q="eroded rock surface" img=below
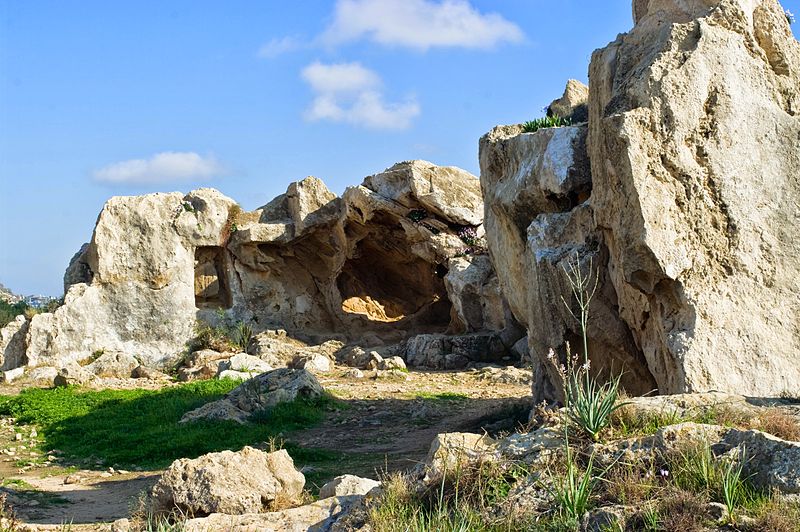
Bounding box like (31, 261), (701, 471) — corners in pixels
(480, 121), (655, 400)
(180, 368), (324, 424)
(588, 0), (800, 395)
(9, 161), (520, 377)
(481, 0), (800, 399)
(151, 447), (305, 516)
(0, 315), (28, 372)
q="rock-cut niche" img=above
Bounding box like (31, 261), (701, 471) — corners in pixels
(194, 246), (232, 309)
(336, 222), (451, 330)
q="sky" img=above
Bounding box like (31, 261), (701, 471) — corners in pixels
(1, 1), (798, 296)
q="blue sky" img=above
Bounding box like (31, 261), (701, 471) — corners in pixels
(1, 1), (798, 296)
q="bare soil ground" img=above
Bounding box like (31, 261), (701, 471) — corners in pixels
(0, 366), (531, 530)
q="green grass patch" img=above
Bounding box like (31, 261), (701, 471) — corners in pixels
(1, 479), (32, 489)
(0, 381), (335, 470)
(415, 392), (469, 402)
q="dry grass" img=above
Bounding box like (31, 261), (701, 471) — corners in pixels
(749, 409), (800, 441)
(367, 460), (530, 532)
(658, 489), (710, 532)
(609, 401), (800, 442)
(598, 460), (660, 505)
(747, 492), (800, 532)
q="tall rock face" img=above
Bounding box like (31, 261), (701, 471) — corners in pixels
(480, 122), (656, 400)
(482, 0), (800, 399)
(18, 161), (519, 372)
(589, 0), (800, 395)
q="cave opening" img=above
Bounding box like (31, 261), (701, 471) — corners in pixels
(337, 235), (451, 329)
(194, 246), (232, 309)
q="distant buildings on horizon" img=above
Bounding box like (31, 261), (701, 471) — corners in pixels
(0, 282), (57, 308)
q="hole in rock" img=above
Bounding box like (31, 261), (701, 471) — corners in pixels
(337, 236), (450, 326)
(194, 246), (232, 309)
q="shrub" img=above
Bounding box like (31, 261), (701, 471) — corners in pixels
(552, 253), (626, 442)
(658, 489), (710, 532)
(0, 300), (27, 328)
(522, 115), (572, 133)
(231, 321), (253, 351)
(721, 452), (746, 523)
(456, 226), (479, 247)
(368, 459), (529, 531)
(407, 209), (428, 223)
(547, 442), (599, 524)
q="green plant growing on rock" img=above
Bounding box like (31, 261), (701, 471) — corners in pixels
(553, 253), (626, 442)
(547, 442), (599, 525)
(522, 115), (572, 133)
(407, 209), (428, 223)
(721, 452), (746, 524)
(232, 321), (253, 351)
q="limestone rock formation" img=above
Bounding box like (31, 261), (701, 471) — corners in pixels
(151, 447), (305, 516)
(0, 315), (28, 372)
(26, 188), (237, 369)
(182, 495), (365, 532)
(7, 160), (520, 376)
(481, 0), (800, 399)
(547, 79), (589, 123)
(180, 368), (324, 424)
(480, 123), (655, 399)
(319, 475), (381, 498)
(588, 0), (800, 395)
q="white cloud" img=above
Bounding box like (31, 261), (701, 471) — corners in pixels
(302, 61), (381, 94)
(93, 152), (225, 185)
(301, 61), (419, 130)
(320, 0), (524, 51)
(257, 36), (304, 58)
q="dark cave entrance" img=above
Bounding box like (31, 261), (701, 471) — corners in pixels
(194, 246), (232, 309)
(336, 234), (451, 328)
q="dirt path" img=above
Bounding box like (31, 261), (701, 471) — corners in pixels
(0, 366), (531, 529)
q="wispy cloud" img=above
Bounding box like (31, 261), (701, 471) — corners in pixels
(320, 0), (524, 51)
(257, 36), (305, 58)
(93, 152), (225, 185)
(301, 61), (419, 130)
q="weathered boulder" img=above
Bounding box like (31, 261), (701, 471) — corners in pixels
(53, 363), (96, 387)
(84, 350), (140, 378)
(180, 368), (324, 424)
(183, 495), (364, 532)
(361, 160), (483, 226)
(405, 332), (509, 369)
(481, 0), (800, 399)
(290, 353), (332, 373)
(378, 356), (406, 371)
(588, 0), (800, 395)
(718, 428), (800, 493)
(444, 255), (519, 337)
(416, 432), (498, 483)
(319, 475), (381, 499)
(217, 353), (273, 376)
(547, 79), (589, 123)
(131, 365), (170, 380)
(0, 315), (28, 371)
(63, 242), (91, 293)
(151, 447), (305, 516)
